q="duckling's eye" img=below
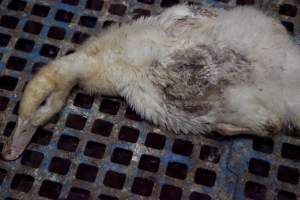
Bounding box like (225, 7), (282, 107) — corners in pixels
(33, 92), (54, 118)
(37, 94), (51, 110)
(40, 100), (47, 107)
(65, 49), (76, 55)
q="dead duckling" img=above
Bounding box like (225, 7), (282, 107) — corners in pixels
(3, 4), (300, 160)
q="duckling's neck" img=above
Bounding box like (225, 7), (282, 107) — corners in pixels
(54, 51), (118, 96)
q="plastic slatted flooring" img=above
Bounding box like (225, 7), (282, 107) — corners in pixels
(0, 0), (299, 200)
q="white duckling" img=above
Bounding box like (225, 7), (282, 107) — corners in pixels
(2, 4), (300, 160)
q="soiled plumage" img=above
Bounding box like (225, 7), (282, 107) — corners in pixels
(2, 4), (300, 160)
(148, 44), (254, 134)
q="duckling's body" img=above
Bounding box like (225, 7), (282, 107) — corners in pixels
(3, 5), (300, 160)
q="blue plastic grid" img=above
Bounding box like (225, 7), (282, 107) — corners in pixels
(0, 0), (299, 200)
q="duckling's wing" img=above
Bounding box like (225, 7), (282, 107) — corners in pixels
(157, 5), (219, 36)
(147, 44), (252, 133)
(121, 44), (252, 134)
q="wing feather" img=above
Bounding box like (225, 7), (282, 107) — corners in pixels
(149, 44), (253, 115)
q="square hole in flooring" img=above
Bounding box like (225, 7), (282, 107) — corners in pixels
(160, 0), (179, 7)
(3, 121), (15, 137)
(277, 165), (299, 185)
(0, 33), (11, 46)
(281, 21), (294, 34)
(138, 0), (154, 4)
(138, 154), (160, 172)
(132, 9), (151, 19)
(0, 75), (18, 91)
(31, 127), (53, 145)
(199, 145), (220, 163)
(40, 44), (59, 58)
(15, 38), (35, 53)
(0, 168), (7, 185)
(277, 190), (296, 200)
(244, 181), (266, 200)
(190, 192), (211, 200)
(118, 126), (139, 143)
(108, 4), (127, 16)
(6, 56), (27, 71)
(57, 134), (79, 152)
(31, 4), (50, 17)
(98, 194), (118, 200)
(236, 0), (255, 5)
(55, 9), (74, 23)
(281, 143), (300, 162)
(86, 0), (103, 10)
(79, 16), (97, 28)
(172, 139), (193, 156)
(160, 184), (182, 200)
(99, 99), (120, 115)
(166, 161), (188, 179)
(194, 168), (216, 187)
(47, 26), (66, 40)
(0, 15), (19, 29)
(74, 93), (94, 109)
(279, 4), (297, 17)
(0, 96), (9, 111)
(111, 147), (133, 166)
(21, 150), (44, 168)
(38, 180), (62, 199)
(62, 0), (79, 5)
(103, 171), (126, 189)
(102, 20), (116, 29)
(84, 141), (106, 159)
(23, 20), (43, 34)
(252, 137), (273, 154)
(76, 163), (98, 182)
(145, 132), (166, 150)
(65, 114), (87, 130)
(131, 177), (154, 196)
(7, 0), (26, 11)
(71, 31), (90, 44)
(67, 187), (90, 200)
(248, 158), (270, 177)
(11, 174), (34, 193)
(91, 119), (113, 136)
(49, 156), (71, 175)
(125, 106), (142, 121)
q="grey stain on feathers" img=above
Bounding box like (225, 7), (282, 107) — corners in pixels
(150, 44), (253, 116)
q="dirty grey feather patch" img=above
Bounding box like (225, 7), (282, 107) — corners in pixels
(149, 44), (253, 117)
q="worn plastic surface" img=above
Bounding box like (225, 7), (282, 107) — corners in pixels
(0, 0), (299, 199)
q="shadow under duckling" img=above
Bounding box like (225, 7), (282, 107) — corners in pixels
(2, 4), (300, 160)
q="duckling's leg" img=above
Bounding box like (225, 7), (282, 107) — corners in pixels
(213, 123), (251, 136)
(215, 86), (283, 137)
(214, 115), (282, 137)
(212, 105), (282, 137)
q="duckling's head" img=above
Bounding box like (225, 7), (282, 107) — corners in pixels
(2, 65), (72, 160)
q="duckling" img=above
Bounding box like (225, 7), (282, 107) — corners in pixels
(2, 4), (300, 160)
